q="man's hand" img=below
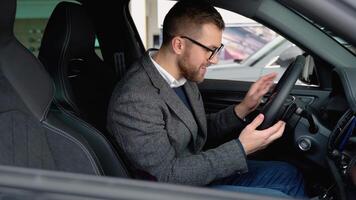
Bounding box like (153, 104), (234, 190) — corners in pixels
(238, 114), (285, 155)
(234, 73), (277, 119)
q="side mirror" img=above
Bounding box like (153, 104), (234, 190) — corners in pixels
(299, 55), (318, 85)
(276, 45), (303, 68)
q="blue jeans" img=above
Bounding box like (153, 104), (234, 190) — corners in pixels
(209, 160), (306, 198)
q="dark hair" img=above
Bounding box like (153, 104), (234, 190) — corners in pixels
(162, 0), (225, 46)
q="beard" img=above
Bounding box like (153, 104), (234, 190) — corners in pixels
(178, 55), (207, 83)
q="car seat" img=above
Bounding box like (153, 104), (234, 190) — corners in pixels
(38, 1), (117, 134)
(0, 0), (129, 178)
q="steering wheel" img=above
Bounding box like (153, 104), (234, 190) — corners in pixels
(258, 55), (306, 130)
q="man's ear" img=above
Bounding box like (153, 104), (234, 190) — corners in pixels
(171, 36), (184, 55)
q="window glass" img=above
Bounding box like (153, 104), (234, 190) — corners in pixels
(14, 0), (58, 56)
(14, 19), (47, 57)
(220, 24), (279, 63)
(206, 8), (305, 84)
(15, 0), (103, 59)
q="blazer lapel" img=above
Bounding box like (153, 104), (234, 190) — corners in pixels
(184, 82), (208, 151)
(141, 52), (199, 144)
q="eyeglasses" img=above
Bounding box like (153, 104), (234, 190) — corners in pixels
(180, 36), (224, 60)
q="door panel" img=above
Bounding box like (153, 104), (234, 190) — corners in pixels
(199, 79), (331, 115)
(199, 79), (252, 114)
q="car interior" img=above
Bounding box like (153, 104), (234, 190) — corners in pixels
(0, 0), (130, 178)
(0, 0), (356, 199)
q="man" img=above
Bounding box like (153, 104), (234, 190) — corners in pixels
(107, 0), (305, 198)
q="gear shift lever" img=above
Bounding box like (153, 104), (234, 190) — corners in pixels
(296, 107), (319, 133)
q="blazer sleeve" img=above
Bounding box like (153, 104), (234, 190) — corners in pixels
(107, 90), (248, 186)
(206, 105), (247, 143)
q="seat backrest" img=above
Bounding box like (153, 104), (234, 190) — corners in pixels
(0, 0), (129, 178)
(38, 2), (117, 133)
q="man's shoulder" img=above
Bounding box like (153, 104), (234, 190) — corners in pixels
(112, 60), (157, 99)
(123, 62), (149, 88)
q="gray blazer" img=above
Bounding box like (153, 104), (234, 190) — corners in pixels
(107, 51), (248, 185)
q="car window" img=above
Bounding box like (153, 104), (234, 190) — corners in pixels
(220, 24), (278, 63)
(14, 0), (103, 58)
(130, 0), (312, 86)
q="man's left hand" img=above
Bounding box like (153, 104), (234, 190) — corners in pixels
(234, 72), (277, 119)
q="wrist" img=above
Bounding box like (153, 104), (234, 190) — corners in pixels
(234, 103), (249, 119)
(238, 138), (253, 155)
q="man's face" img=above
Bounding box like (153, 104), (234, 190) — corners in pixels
(177, 23), (223, 83)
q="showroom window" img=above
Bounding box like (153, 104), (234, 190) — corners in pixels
(14, 0), (103, 59)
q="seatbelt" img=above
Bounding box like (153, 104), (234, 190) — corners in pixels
(113, 52), (126, 80)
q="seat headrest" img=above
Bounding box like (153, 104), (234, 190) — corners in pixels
(0, 0), (54, 121)
(38, 2), (98, 113)
(39, 2), (96, 62)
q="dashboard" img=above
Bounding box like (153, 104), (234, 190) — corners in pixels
(327, 109), (356, 198)
(292, 69), (356, 199)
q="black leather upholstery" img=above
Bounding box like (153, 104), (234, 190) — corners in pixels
(38, 2), (117, 133)
(0, 0), (129, 178)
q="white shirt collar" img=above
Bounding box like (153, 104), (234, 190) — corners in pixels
(149, 51), (187, 88)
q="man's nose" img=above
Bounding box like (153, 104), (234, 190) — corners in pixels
(208, 55), (219, 64)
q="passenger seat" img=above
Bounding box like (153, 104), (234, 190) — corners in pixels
(0, 0), (129, 178)
(38, 1), (117, 134)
